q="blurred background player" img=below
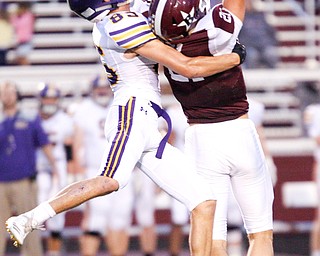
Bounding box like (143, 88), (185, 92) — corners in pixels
(304, 103), (320, 256)
(9, 2), (35, 65)
(0, 81), (56, 256)
(130, 169), (158, 256)
(0, 8), (14, 66)
(72, 75), (157, 256)
(36, 83), (74, 256)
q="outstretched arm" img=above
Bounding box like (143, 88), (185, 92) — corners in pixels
(135, 39), (243, 79)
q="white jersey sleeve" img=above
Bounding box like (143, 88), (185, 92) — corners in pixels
(195, 3), (243, 56)
(107, 12), (155, 49)
(93, 11), (161, 106)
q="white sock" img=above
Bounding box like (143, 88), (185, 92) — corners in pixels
(25, 201), (56, 224)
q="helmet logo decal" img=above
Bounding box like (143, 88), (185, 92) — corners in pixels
(178, 7), (195, 31)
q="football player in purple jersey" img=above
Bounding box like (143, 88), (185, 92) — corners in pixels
(37, 83), (74, 256)
(5, 0), (245, 255)
(149, 0), (274, 255)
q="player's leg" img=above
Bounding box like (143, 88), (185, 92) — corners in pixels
(133, 169), (157, 255)
(139, 226), (157, 256)
(37, 167), (66, 256)
(246, 230), (273, 256)
(46, 213), (66, 256)
(15, 179), (44, 256)
(46, 232), (63, 256)
(138, 143), (216, 256)
(6, 101), (141, 247)
(227, 189), (245, 256)
(80, 195), (110, 256)
(5, 168), (120, 247)
(189, 200), (216, 256)
(169, 199), (189, 256)
(105, 180), (134, 256)
(105, 229), (129, 256)
(79, 180), (133, 256)
(184, 123), (234, 256)
(169, 224), (184, 256)
(79, 166), (111, 256)
(46, 161), (69, 256)
(80, 231), (101, 256)
(207, 180), (229, 256)
(231, 120), (274, 255)
(237, 170), (274, 255)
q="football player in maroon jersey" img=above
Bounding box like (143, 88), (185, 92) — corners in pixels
(149, 0), (274, 255)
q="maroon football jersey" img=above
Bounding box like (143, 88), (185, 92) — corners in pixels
(164, 5), (248, 124)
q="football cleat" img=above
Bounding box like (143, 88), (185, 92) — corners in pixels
(6, 215), (45, 247)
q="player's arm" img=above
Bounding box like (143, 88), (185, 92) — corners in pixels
(135, 39), (242, 79)
(222, 0), (245, 22)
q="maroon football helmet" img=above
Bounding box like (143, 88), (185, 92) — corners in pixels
(149, 0), (209, 42)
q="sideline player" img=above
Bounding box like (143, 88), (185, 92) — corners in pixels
(36, 83), (74, 256)
(0, 81), (53, 256)
(149, 0), (274, 255)
(304, 103), (320, 256)
(5, 0), (245, 255)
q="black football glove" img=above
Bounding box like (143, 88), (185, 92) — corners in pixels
(232, 40), (246, 65)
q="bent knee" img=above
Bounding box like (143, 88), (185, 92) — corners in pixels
(192, 200), (216, 216)
(95, 176), (119, 195)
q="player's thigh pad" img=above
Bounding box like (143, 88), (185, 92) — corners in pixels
(138, 142), (215, 212)
(98, 100), (161, 189)
(185, 119), (274, 237)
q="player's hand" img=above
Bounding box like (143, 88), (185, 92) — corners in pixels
(232, 40), (246, 65)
